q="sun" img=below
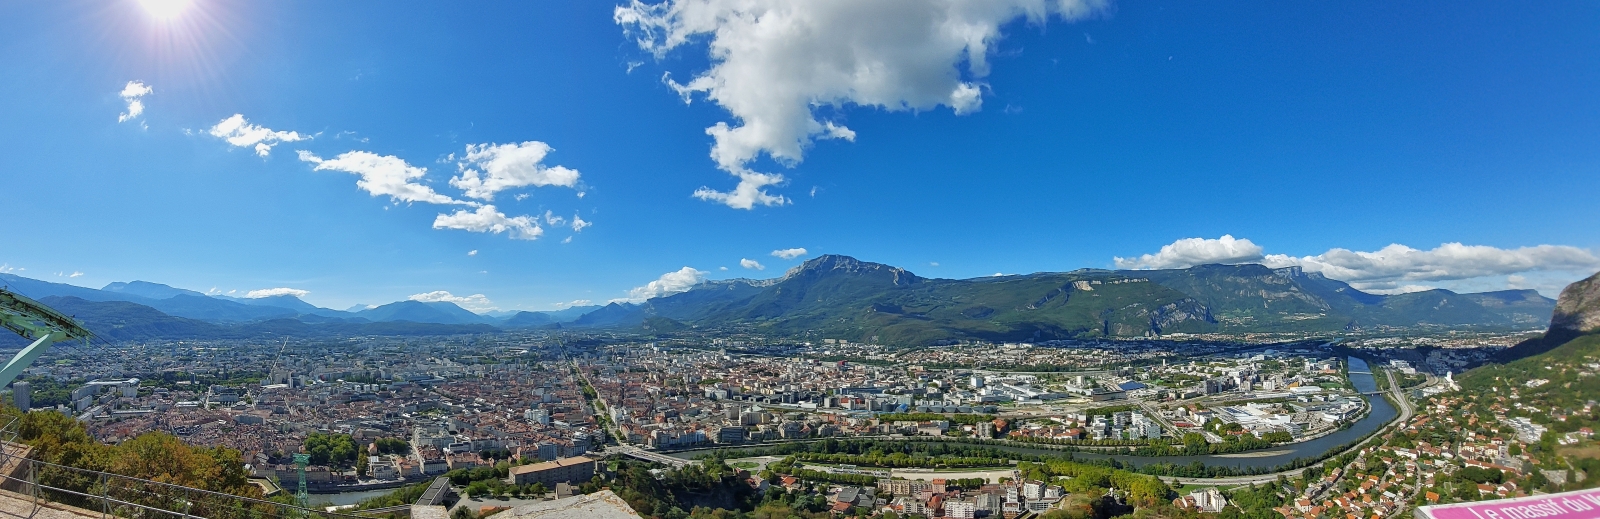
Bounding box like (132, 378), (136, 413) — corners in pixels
(137, 0), (191, 20)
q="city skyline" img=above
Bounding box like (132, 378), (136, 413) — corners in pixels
(2, 1), (1598, 310)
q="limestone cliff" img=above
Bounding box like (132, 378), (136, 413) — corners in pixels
(1550, 270), (1600, 336)
(1494, 269), (1600, 362)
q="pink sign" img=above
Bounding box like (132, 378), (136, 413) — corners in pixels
(1421, 488), (1600, 519)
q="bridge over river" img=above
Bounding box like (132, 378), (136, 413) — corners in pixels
(656, 357), (1409, 485)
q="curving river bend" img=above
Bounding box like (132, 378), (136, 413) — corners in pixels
(317, 359), (1392, 503)
(667, 357), (1396, 471)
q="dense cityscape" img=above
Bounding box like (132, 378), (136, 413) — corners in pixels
(1, 322), (1589, 519)
(4, 1), (1598, 519)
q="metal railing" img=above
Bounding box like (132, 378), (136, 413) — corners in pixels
(0, 416), (404, 519)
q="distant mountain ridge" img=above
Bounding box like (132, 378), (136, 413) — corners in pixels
(355, 300), (488, 325)
(0, 273), (578, 332)
(102, 281), (206, 300)
(0, 256), (1567, 345)
(562, 255), (1558, 344)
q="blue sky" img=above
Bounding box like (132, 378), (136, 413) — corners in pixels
(2, 0), (1598, 312)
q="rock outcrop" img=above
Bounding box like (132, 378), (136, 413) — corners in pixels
(1495, 269), (1600, 362)
(1550, 270), (1600, 336)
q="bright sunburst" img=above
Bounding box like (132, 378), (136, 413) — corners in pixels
(137, 0), (190, 20)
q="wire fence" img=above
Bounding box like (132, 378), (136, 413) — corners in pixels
(0, 416), (404, 519)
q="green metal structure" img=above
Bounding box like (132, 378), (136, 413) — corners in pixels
(0, 288), (92, 390)
(293, 452), (310, 508)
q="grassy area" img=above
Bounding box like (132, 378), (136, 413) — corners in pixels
(1556, 442), (1600, 461)
(731, 461), (759, 469)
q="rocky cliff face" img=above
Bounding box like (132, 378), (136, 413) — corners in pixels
(1551, 270), (1600, 335)
(1494, 270), (1600, 363)
(781, 254), (922, 286)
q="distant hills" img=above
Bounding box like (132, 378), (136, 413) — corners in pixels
(0, 255), (1566, 344)
(0, 273), (596, 343)
(563, 255), (1557, 344)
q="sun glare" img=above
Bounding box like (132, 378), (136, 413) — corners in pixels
(137, 0), (190, 20)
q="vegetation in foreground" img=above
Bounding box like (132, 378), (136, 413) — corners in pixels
(0, 404), (292, 517)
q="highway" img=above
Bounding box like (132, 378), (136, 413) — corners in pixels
(608, 445), (698, 468)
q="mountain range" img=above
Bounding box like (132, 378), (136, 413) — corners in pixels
(559, 255), (1558, 344)
(0, 273), (598, 342)
(0, 254), (1564, 345)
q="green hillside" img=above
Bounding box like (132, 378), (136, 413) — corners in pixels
(1460, 333), (1600, 434)
(612, 255), (1556, 344)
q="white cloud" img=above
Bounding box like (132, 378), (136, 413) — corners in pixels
(719, 266), (729, 271)
(561, 236), (573, 244)
(208, 114), (309, 157)
(296, 148), (559, 241)
(1262, 242), (1600, 293)
(620, 266), (707, 302)
(692, 170), (789, 209)
(1117, 235), (1600, 295)
(118, 81), (152, 123)
(771, 247), (808, 260)
(930, 262), (940, 267)
(553, 299), (593, 308)
(1114, 235), (1266, 269)
(298, 150), (465, 205)
(617, 0), (1105, 207)
(408, 290), (498, 312)
(432, 205), (544, 240)
(740, 258), (765, 270)
(542, 210), (567, 226)
(246, 287), (309, 299)
(0, 264), (18, 273)
(449, 141), (581, 200)
(571, 214), (592, 232)
(468, 250), (478, 256)
(68, 271), (83, 278)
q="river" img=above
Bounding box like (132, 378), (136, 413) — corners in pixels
(1050, 357), (1394, 469)
(664, 356), (1396, 471)
(312, 358), (1392, 503)
(306, 487), (401, 507)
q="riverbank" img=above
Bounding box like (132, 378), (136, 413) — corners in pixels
(662, 357), (1400, 476)
(306, 477), (420, 495)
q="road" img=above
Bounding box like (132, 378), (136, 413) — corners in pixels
(571, 358), (629, 448)
(609, 445), (698, 468)
(1171, 367), (1420, 486)
(891, 468), (1017, 483)
(597, 365), (1424, 489)
(1135, 400), (1187, 439)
